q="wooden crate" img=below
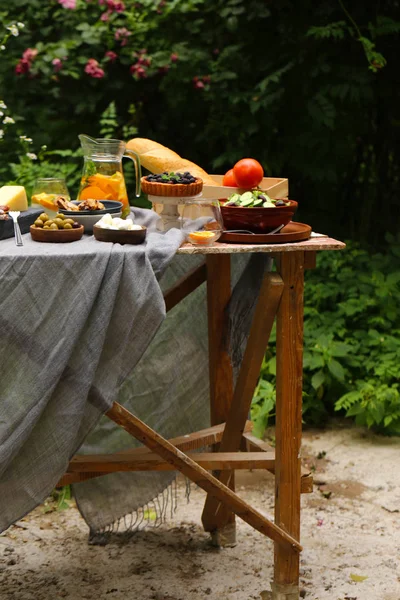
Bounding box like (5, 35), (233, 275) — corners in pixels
(201, 175), (289, 200)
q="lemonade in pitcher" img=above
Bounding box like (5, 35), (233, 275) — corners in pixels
(77, 135), (141, 218)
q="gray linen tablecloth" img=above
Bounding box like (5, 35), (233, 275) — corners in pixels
(0, 208), (270, 537)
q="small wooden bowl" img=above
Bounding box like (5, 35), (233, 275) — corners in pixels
(30, 224), (84, 242)
(220, 200), (298, 234)
(93, 225), (147, 244)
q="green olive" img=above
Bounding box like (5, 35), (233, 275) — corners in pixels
(63, 222), (72, 229)
(50, 223), (58, 230)
(43, 225), (50, 229)
(34, 219), (44, 228)
(64, 218), (75, 225)
(40, 213), (49, 222)
(54, 218), (64, 227)
(56, 213), (66, 220)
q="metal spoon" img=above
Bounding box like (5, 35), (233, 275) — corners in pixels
(224, 224), (285, 235)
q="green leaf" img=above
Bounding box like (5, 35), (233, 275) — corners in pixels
(350, 573), (368, 582)
(311, 370), (325, 390)
(328, 359), (345, 381)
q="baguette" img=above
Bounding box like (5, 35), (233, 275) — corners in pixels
(126, 138), (218, 186)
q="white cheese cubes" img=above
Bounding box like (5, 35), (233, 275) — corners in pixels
(96, 213), (142, 231)
(0, 186), (28, 211)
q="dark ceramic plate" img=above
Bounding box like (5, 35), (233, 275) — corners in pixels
(59, 200), (123, 215)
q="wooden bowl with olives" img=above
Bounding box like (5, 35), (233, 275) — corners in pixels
(30, 212), (84, 242)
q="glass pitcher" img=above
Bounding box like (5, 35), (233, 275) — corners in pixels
(78, 134), (141, 218)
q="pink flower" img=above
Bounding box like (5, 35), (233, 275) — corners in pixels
(22, 48), (38, 62)
(137, 56), (151, 66)
(84, 58), (105, 78)
(106, 0), (125, 11)
(170, 53), (178, 63)
(15, 60), (30, 75)
(193, 80), (205, 90)
(52, 58), (63, 73)
(105, 50), (118, 62)
(100, 12), (109, 21)
(130, 63), (147, 78)
(58, 0), (76, 8)
(15, 48), (38, 76)
(115, 27), (131, 46)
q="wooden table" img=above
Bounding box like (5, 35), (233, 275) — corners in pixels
(59, 233), (345, 600)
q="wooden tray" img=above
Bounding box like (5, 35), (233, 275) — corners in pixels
(219, 222), (311, 244)
(201, 175), (288, 200)
(30, 224), (84, 242)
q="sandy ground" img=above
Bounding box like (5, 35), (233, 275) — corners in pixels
(1, 425), (399, 600)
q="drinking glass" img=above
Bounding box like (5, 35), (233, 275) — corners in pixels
(31, 177), (71, 216)
(181, 198), (223, 246)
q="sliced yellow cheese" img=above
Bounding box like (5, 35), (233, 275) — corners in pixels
(0, 185), (28, 211)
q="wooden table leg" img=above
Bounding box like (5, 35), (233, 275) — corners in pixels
(273, 251), (304, 600)
(206, 254), (236, 546)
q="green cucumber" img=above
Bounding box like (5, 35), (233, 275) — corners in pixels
(241, 198), (254, 207)
(240, 191), (254, 202)
(253, 198), (263, 207)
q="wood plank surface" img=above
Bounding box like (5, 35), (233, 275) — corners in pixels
(274, 251), (304, 589)
(201, 271), (284, 533)
(106, 402), (302, 552)
(177, 236), (345, 255)
(206, 254), (236, 542)
(241, 432), (313, 494)
(164, 261), (207, 312)
(65, 451), (276, 472)
(115, 421), (253, 457)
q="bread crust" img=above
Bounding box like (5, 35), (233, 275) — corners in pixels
(126, 138), (218, 186)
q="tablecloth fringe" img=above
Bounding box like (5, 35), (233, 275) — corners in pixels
(87, 476), (193, 545)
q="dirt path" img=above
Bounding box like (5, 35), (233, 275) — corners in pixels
(1, 426), (399, 600)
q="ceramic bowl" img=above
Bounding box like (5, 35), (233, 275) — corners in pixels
(93, 225), (146, 245)
(220, 200), (298, 234)
(30, 224), (84, 243)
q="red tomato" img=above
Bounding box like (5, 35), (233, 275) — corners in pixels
(222, 168), (238, 187)
(233, 158), (264, 189)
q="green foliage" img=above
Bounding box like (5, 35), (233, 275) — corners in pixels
(0, 1), (398, 240)
(0, 2), (399, 434)
(251, 237), (400, 436)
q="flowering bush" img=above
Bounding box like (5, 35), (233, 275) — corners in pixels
(0, 1), (398, 241)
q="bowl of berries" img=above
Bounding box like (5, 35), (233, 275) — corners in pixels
(220, 191), (297, 234)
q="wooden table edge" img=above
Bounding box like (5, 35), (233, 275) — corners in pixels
(177, 237), (345, 254)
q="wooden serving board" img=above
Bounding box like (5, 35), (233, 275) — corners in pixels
(201, 175), (288, 200)
(219, 222), (311, 244)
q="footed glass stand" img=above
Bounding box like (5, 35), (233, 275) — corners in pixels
(148, 194), (202, 232)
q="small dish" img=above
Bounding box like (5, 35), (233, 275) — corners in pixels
(59, 200), (123, 215)
(30, 224), (84, 243)
(220, 200), (297, 234)
(93, 224), (146, 245)
(59, 209), (122, 232)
